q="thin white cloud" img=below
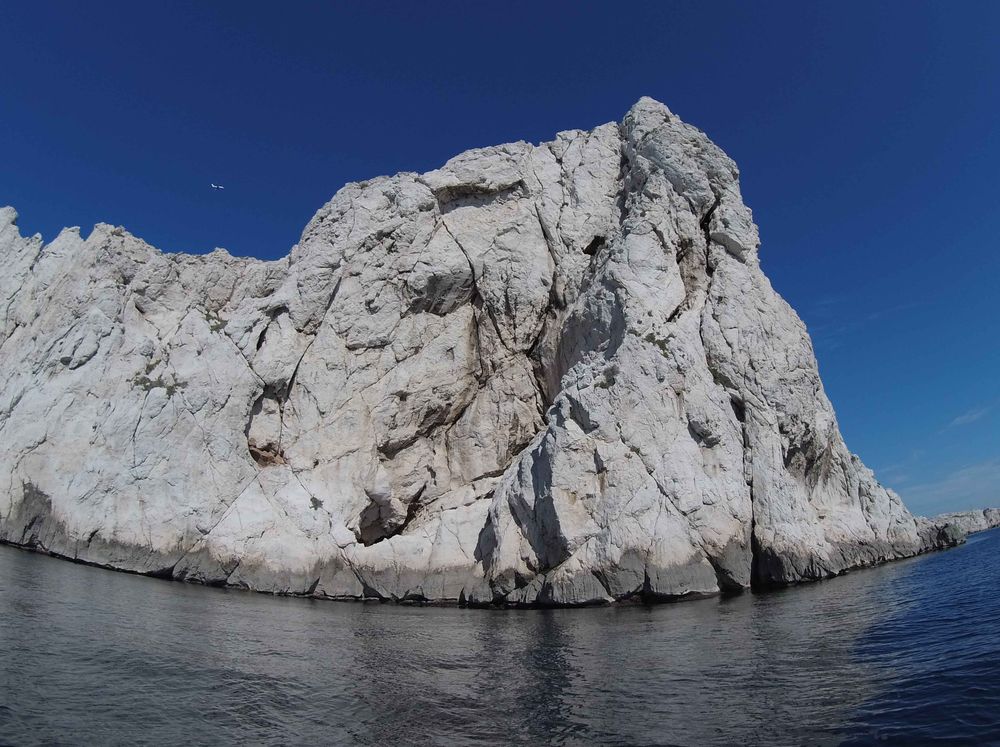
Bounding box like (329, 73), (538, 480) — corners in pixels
(948, 404), (993, 428)
(899, 458), (1000, 517)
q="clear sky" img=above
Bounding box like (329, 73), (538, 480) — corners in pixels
(2, 1), (997, 515)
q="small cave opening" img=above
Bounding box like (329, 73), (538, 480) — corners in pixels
(729, 395), (746, 423)
(582, 236), (606, 256)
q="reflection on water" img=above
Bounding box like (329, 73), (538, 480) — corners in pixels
(1, 532), (998, 745)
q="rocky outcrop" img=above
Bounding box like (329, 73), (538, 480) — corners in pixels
(933, 509), (1000, 537)
(0, 98), (964, 606)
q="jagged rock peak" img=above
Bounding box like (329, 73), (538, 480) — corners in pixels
(0, 98), (962, 606)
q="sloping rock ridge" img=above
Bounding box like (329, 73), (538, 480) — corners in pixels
(933, 509), (1000, 537)
(0, 98), (964, 606)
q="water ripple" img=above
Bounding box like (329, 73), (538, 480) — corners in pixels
(2, 530), (999, 745)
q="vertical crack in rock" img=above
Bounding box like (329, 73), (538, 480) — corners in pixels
(697, 190), (756, 592)
(245, 276), (343, 467)
(730, 394), (760, 590)
(255, 305), (289, 351)
(699, 192), (722, 277)
(526, 202), (564, 414)
(441, 222), (510, 355)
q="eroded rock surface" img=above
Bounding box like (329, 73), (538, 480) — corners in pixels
(934, 509), (1000, 537)
(0, 98), (965, 605)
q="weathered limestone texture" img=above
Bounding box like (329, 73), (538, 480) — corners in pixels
(0, 98), (966, 605)
(933, 509), (1000, 537)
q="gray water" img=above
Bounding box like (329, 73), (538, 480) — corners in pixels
(2, 530), (999, 746)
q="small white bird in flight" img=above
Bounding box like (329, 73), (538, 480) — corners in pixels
(210, 183), (225, 190)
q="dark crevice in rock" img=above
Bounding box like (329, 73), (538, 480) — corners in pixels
(525, 205), (567, 414)
(430, 180), (527, 213)
(700, 192), (722, 233)
(244, 277), (343, 466)
(358, 483), (427, 547)
(442, 222), (510, 357)
(700, 192), (722, 277)
(381, 372), (481, 458)
(507, 440), (571, 575)
(16, 482), (52, 548)
(397, 489), (425, 535)
(666, 229), (708, 321)
(750, 531), (771, 590)
(728, 394), (761, 591)
(706, 554), (746, 594)
(376, 431), (421, 459)
(730, 395), (746, 424)
(696, 192), (760, 591)
(473, 499), (498, 574)
(582, 236), (605, 256)
(255, 305), (289, 351)
(614, 132), (634, 230)
(527, 323), (555, 419)
(664, 303), (684, 326)
(286, 275), (342, 389)
(346, 566), (385, 600)
(146, 563), (178, 580)
(686, 417), (720, 448)
(591, 569), (615, 598)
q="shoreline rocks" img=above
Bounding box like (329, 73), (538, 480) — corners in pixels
(933, 509), (1000, 537)
(0, 98), (976, 607)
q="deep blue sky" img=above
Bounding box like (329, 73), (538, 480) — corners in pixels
(2, 1), (997, 515)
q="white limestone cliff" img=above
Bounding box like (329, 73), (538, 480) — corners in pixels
(933, 509), (1000, 537)
(0, 98), (965, 605)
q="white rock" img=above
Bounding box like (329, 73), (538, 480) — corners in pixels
(0, 99), (970, 605)
(933, 509), (1000, 536)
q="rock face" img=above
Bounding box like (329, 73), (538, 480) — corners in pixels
(933, 509), (1000, 537)
(0, 98), (963, 605)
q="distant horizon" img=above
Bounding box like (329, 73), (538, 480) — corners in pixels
(3, 1), (997, 515)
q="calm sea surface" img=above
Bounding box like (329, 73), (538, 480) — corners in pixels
(1, 530), (998, 746)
